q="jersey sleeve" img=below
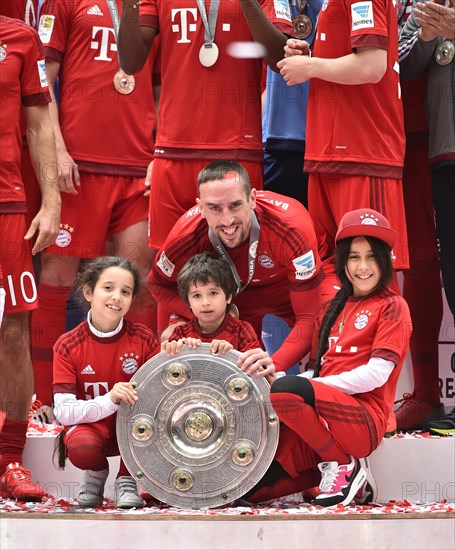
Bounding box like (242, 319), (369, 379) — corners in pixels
(21, 26), (51, 105)
(53, 336), (78, 395)
(237, 320), (261, 352)
(38, 0), (73, 59)
(138, 0), (159, 28)
(345, 0), (389, 50)
(370, 295), (412, 363)
(259, 0), (293, 34)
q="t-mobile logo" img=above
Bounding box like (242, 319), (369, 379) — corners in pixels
(90, 26), (117, 61)
(171, 8), (198, 43)
(84, 381), (109, 399)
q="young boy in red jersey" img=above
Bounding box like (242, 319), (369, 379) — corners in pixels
(163, 253), (267, 377)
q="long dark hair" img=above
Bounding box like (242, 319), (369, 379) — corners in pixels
(312, 236), (393, 377)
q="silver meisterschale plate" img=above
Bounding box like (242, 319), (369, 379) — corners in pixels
(116, 344), (279, 509)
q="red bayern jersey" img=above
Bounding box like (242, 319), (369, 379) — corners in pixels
(310, 288), (411, 437)
(38, 0), (155, 174)
(304, 0), (405, 178)
(0, 16), (50, 211)
(53, 318), (160, 399)
(150, 190), (322, 318)
(0, 0), (38, 26)
(169, 314), (261, 352)
(138, 0), (293, 161)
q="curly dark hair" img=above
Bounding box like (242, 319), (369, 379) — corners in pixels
(177, 252), (236, 307)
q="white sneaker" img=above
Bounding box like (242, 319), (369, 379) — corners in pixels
(354, 456), (378, 504)
(314, 456), (366, 507)
(77, 469), (108, 508)
(114, 476), (145, 509)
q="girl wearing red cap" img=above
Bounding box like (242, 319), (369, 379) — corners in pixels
(246, 209), (412, 507)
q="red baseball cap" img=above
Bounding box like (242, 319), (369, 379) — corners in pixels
(335, 208), (397, 249)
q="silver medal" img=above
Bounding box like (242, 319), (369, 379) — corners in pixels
(199, 42), (219, 67)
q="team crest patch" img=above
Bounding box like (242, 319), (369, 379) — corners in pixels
(37, 59), (48, 88)
(120, 353), (139, 375)
(38, 14), (55, 44)
(258, 254), (275, 269)
(351, 2), (374, 30)
(0, 45), (7, 62)
(55, 224), (74, 248)
(360, 213), (379, 225)
(355, 310), (371, 330)
(292, 250), (316, 280)
(157, 251), (175, 277)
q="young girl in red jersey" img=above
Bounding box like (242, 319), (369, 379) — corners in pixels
(53, 257), (160, 509)
(163, 253), (265, 369)
(246, 209), (412, 507)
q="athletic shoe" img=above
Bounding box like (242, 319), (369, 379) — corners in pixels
(28, 398), (55, 425)
(313, 456), (366, 507)
(354, 457), (378, 505)
(0, 462), (47, 501)
(114, 476), (145, 509)
(77, 469), (108, 508)
(384, 409), (397, 437)
(394, 393), (444, 431)
(423, 409), (455, 435)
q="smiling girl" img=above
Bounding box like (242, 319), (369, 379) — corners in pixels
(52, 257), (160, 509)
(246, 209), (412, 507)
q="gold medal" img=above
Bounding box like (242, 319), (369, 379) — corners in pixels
(293, 14), (312, 40)
(199, 42), (219, 67)
(113, 69), (135, 94)
(435, 40), (454, 66)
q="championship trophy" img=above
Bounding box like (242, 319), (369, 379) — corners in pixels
(117, 344), (279, 509)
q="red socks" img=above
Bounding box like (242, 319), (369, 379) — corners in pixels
(0, 420), (27, 473)
(31, 283), (72, 406)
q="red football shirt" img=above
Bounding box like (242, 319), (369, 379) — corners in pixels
(38, 0), (155, 174)
(304, 0), (405, 178)
(311, 289), (411, 439)
(150, 191), (324, 370)
(170, 314), (261, 352)
(53, 319), (160, 398)
(0, 16), (50, 212)
(139, 0), (293, 160)
(0, 0), (38, 26)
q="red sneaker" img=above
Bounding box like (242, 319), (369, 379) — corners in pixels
(0, 463), (47, 501)
(394, 393), (444, 431)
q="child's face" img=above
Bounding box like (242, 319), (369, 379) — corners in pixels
(188, 279), (231, 332)
(83, 266), (135, 332)
(345, 237), (381, 297)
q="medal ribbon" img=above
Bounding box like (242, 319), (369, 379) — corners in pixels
(208, 211), (260, 296)
(105, 0), (123, 68)
(196, 0), (220, 47)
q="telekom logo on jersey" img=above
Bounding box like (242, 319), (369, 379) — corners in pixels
(90, 27), (117, 61)
(84, 381), (109, 399)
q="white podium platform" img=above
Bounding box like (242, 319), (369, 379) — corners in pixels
(22, 432), (455, 503)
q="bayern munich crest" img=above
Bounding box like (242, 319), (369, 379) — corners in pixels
(355, 311), (371, 330)
(55, 225), (74, 248)
(0, 46), (7, 62)
(121, 354), (139, 375)
(258, 255), (274, 269)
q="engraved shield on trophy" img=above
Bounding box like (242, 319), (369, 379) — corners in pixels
(116, 344), (279, 509)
